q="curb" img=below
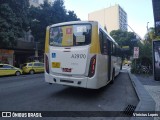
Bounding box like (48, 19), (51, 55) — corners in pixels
(128, 71), (156, 120)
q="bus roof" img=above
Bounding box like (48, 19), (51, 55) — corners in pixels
(49, 21), (98, 28)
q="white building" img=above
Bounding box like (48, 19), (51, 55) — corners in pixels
(88, 4), (128, 33)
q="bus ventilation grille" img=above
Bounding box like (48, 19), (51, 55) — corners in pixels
(122, 104), (136, 117)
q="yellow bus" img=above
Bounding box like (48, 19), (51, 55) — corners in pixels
(44, 21), (122, 89)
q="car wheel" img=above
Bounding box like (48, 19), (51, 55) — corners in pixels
(15, 71), (21, 76)
(29, 70), (34, 74)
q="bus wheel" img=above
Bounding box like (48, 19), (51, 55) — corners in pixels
(29, 70), (34, 75)
(110, 69), (115, 84)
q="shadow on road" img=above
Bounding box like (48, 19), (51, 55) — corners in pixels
(48, 75), (121, 101)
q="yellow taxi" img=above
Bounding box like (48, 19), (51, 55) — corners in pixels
(123, 59), (132, 66)
(0, 64), (23, 76)
(22, 62), (44, 74)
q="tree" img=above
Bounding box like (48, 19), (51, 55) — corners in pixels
(66, 10), (80, 22)
(145, 27), (160, 43)
(130, 27), (160, 74)
(110, 29), (137, 57)
(0, 0), (30, 48)
(0, 4), (17, 48)
(29, 0), (80, 48)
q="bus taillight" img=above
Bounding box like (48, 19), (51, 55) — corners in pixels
(45, 54), (49, 74)
(88, 55), (96, 77)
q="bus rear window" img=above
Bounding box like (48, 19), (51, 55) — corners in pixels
(49, 24), (91, 47)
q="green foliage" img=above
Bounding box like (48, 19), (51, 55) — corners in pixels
(29, 0), (80, 48)
(145, 27), (160, 43)
(130, 60), (138, 74)
(0, 3), (17, 48)
(0, 0), (30, 48)
(66, 11), (80, 21)
(110, 29), (137, 57)
(138, 42), (152, 61)
(131, 59), (152, 75)
(0, 0), (80, 49)
(131, 42), (152, 75)
(110, 29), (153, 75)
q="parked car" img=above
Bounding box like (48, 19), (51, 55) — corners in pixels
(22, 62), (44, 74)
(0, 64), (22, 76)
(123, 59), (132, 66)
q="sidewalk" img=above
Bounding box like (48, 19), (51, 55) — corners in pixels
(133, 74), (160, 120)
(123, 65), (160, 120)
(135, 74), (160, 112)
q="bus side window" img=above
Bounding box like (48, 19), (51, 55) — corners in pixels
(110, 42), (119, 56)
(99, 30), (103, 53)
(116, 46), (120, 57)
(117, 47), (122, 57)
(112, 44), (116, 56)
(99, 29), (108, 55)
(103, 34), (108, 54)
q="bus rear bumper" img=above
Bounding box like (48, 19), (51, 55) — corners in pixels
(45, 73), (90, 88)
(45, 73), (101, 89)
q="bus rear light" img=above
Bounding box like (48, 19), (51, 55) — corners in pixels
(88, 55), (96, 77)
(45, 54), (49, 74)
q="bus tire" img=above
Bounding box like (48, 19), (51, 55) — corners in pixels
(110, 69), (115, 84)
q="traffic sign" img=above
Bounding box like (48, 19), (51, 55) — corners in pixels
(133, 47), (139, 59)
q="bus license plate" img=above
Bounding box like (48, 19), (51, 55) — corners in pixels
(52, 62), (60, 68)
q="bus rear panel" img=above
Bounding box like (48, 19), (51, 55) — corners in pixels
(45, 21), (121, 89)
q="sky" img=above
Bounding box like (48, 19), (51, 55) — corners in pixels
(64, 0), (154, 39)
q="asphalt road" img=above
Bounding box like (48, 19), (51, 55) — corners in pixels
(0, 68), (138, 120)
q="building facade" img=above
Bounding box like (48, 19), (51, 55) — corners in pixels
(88, 4), (128, 33)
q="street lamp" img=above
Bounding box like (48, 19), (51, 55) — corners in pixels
(147, 22), (149, 31)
